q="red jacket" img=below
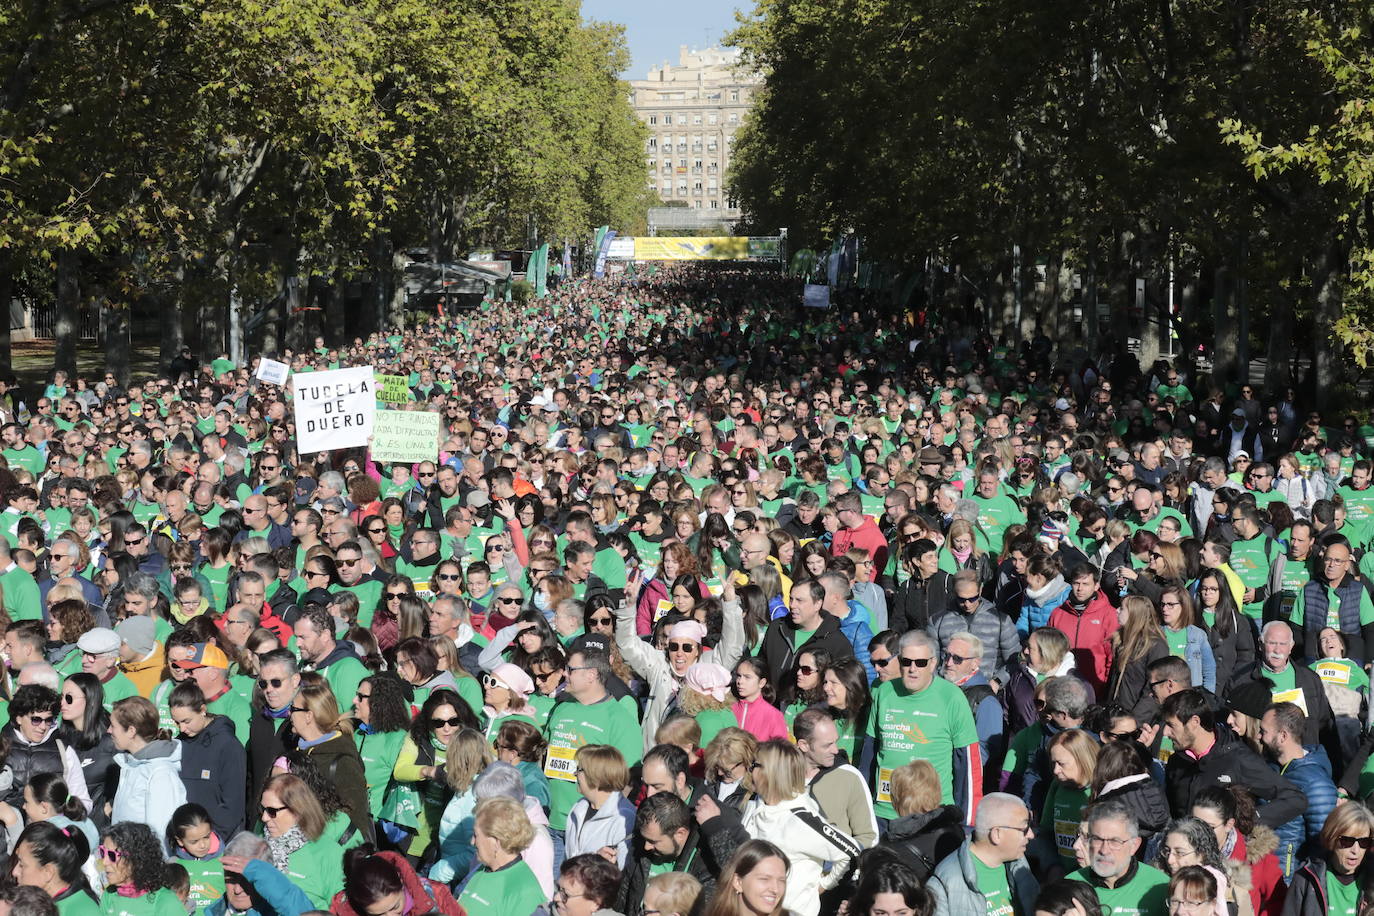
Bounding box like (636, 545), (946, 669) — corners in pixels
(1230, 827), (1286, 916)
(1047, 589), (1118, 697)
(215, 601), (293, 644)
(832, 517), (889, 581)
(330, 850), (465, 916)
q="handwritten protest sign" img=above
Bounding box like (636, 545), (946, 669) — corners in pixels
(255, 357), (290, 385)
(372, 409), (440, 464)
(293, 366), (376, 453)
(377, 374), (411, 403)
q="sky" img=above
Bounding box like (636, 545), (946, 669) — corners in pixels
(581, 0), (751, 78)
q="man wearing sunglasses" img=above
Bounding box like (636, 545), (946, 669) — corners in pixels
(867, 630), (979, 828)
(931, 571), (1021, 689)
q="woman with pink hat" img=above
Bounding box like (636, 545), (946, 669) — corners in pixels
(617, 573), (748, 749)
(679, 661), (738, 747)
(481, 663), (540, 736)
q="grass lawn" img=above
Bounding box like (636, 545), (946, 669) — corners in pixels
(9, 340), (163, 401)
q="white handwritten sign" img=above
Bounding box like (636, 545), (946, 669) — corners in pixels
(372, 409), (441, 464)
(255, 357), (290, 386)
(293, 366), (376, 453)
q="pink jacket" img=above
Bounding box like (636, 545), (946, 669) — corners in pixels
(733, 696), (790, 742)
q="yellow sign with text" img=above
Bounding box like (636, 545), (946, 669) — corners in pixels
(632, 237), (752, 260)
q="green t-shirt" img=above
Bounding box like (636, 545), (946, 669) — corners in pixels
(180, 855), (225, 914)
(696, 707), (739, 749)
(458, 860), (547, 916)
(207, 690), (252, 745)
(1067, 863), (1170, 916)
(100, 672), (141, 710)
(1229, 533), (1277, 620)
(865, 676), (978, 818)
(1327, 871), (1361, 916)
(1291, 582), (1374, 631)
(1164, 626), (1188, 660)
(356, 728), (407, 817)
(1000, 723), (1045, 777)
(543, 696), (644, 823)
(974, 853), (1014, 916)
(1312, 658), (1371, 694)
(1042, 781), (1091, 867)
(793, 627), (817, 650)
(99, 888), (184, 916)
(967, 492), (1025, 555)
(56, 890), (101, 916)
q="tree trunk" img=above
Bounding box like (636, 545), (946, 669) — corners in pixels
(54, 250), (79, 377)
(1213, 263), (1239, 385)
(386, 248), (409, 331)
(0, 260), (13, 376)
(369, 230), (393, 337)
(1313, 234), (1346, 396)
(324, 260), (347, 347)
(103, 304), (130, 386)
(158, 277), (185, 371)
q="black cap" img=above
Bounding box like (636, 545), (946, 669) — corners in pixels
(1227, 679), (1273, 720)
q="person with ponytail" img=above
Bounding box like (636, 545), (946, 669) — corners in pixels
(109, 697), (186, 848)
(165, 804), (225, 916)
(329, 845), (464, 916)
(94, 822), (182, 916)
(11, 821), (99, 916)
(22, 773), (96, 854)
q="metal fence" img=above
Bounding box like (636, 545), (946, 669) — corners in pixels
(24, 303), (101, 341)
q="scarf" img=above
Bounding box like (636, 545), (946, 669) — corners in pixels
(170, 597), (207, 625)
(951, 546), (972, 565)
(267, 826), (308, 871)
(372, 607), (399, 652)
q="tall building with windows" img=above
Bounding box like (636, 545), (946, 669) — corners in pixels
(629, 46), (761, 217)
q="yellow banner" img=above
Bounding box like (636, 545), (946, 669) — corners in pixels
(632, 237), (752, 260)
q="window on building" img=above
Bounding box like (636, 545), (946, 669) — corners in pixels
(710, 200), (720, 209)
(648, 115), (657, 125)
(730, 90), (739, 102)
(693, 114), (702, 125)
(664, 114), (673, 125)
(708, 113), (718, 125)
(728, 113), (739, 124)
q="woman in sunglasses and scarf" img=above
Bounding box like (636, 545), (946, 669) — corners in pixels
(2, 685), (92, 816)
(1281, 801), (1374, 916)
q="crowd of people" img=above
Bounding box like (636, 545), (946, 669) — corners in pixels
(0, 262), (1364, 916)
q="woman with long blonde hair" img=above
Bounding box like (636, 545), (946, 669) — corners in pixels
(1109, 595), (1169, 711)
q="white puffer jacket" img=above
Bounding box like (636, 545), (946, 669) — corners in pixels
(740, 792), (862, 916)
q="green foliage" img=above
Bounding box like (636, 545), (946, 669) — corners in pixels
(0, 0), (647, 336)
(510, 279), (533, 305)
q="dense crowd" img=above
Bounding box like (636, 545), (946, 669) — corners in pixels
(0, 263), (1364, 916)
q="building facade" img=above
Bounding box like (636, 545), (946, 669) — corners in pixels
(629, 46), (761, 217)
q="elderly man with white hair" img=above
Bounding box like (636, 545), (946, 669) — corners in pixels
(867, 629), (980, 827)
(1226, 619), (1334, 748)
(928, 791), (1039, 916)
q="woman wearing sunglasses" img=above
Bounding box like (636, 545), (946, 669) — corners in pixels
(1282, 803), (1374, 916)
(379, 689), (477, 861)
(258, 774), (356, 908)
(286, 678), (371, 840)
(3, 685), (92, 815)
(481, 664), (540, 738)
(95, 822), (182, 916)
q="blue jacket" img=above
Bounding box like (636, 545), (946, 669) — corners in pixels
(1171, 625), (1218, 692)
(205, 859), (312, 916)
(1272, 745), (1338, 879)
(838, 600), (875, 681)
(1017, 579), (1070, 638)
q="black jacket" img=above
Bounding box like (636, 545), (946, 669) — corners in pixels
(890, 571), (952, 634)
(293, 731), (372, 842)
(179, 714), (247, 839)
(247, 709), (296, 823)
(1093, 773), (1170, 842)
(879, 805), (965, 882)
(1108, 638), (1170, 715)
(1282, 858), (1367, 916)
(757, 611), (856, 686)
(1164, 726), (1307, 830)
(614, 822), (724, 914)
(69, 732), (118, 828)
(1226, 661), (1336, 752)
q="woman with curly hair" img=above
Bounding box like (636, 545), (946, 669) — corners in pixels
(95, 822), (182, 916)
(45, 599), (94, 677)
(350, 673), (411, 820)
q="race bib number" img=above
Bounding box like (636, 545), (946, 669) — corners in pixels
(1055, 819), (1078, 851)
(1317, 663), (1352, 686)
(1272, 687), (1309, 715)
(877, 767), (893, 804)
(544, 745), (578, 782)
